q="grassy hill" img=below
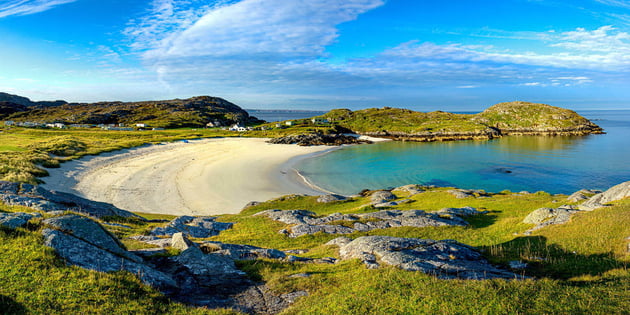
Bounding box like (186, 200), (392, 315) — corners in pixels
(1, 94), (261, 128)
(264, 102), (603, 141)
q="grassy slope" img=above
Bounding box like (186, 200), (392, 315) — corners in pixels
(1, 179), (629, 314)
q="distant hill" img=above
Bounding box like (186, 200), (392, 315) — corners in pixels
(1, 93), (262, 128)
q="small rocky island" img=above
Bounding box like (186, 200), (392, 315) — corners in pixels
(266, 101), (603, 145)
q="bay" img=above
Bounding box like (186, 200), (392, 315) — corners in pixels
(295, 110), (630, 195)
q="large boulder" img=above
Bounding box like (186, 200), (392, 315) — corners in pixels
(317, 194), (347, 203)
(335, 236), (520, 280)
(580, 181), (630, 211)
(522, 206), (578, 234)
(41, 224), (176, 290)
(43, 215), (141, 262)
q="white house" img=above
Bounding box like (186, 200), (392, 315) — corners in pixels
(136, 123), (147, 128)
(229, 124), (247, 132)
(285, 121), (294, 126)
(311, 118), (329, 124)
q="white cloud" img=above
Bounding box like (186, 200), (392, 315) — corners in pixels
(0, 0), (78, 18)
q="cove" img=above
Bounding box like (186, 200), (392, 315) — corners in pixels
(295, 110), (630, 195)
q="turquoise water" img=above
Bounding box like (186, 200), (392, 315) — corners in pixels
(296, 110), (630, 195)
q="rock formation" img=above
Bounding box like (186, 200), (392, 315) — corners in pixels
(330, 236), (521, 279)
(256, 208), (483, 237)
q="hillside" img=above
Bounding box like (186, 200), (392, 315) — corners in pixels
(308, 102), (603, 141)
(1, 93), (261, 128)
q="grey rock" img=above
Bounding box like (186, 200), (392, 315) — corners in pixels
(447, 189), (488, 199)
(254, 209), (318, 225)
(289, 273), (311, 278)
(325, 236), (353, 247)
(373, 201), (398, 208)
(523, 206), (579, 234)
(448, 189), (471, 199)
(337, 236), (520, 280)
(43, 215), (142, 263)
(151, 216), (233, 238)
(230, 285), (308, 315)
(0, 181), (142, 219)
(128, 235), (172, 248)
(42, 228), (177, 290)
(259, 208), (480, 237)
(580, 181), (630, 211)
(393, 184), (424, 196)
(170, 247), (245, 282)
(130, 248), (168, 257)
(201, 242), (286, 260)
(317, 194), (347, 203)
(509, 261), (528, 269)
(171, 232), (195, 251)
(0, 212), (39, 229)
(523, 208), (556, 224)
(284, 249), (308, 254)
(567, 189), (591, 202)
(370, 190), (396, 204)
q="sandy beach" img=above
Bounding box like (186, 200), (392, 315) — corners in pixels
(41, 138), (337, 215)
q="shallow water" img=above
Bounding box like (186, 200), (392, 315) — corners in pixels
(296, 110), (630, 195)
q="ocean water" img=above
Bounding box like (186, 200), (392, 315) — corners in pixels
(295, 110), (630, 195)
(247, 109), (326, 122)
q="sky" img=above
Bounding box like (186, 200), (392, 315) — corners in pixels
(0, 0), (629, 110)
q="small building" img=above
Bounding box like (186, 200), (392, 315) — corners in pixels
(3, 121), (15, 126)
(136, 123), (147, 128)
(311, 118), (329, 124)
(229, 124), (247, 132)
(285, 121), (294, 126)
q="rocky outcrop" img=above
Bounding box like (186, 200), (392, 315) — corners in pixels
(0, 181), (141, 219)
(579, 181), (630, 211)
(370, 190), (396, 204)
(150, 215), (233, 238)
(522, 206), (579, 234)
(267, 133), (370, 146)
(201, 242), (287, 260)
(392, 184), (425, 196)
(41, 215), (176, 290)
(0, 212), (41, 229)
(330, 236), (520, 280)
(447, 189), (489, 199)
(317, 194), (348, 203)
(567, 189), (601, 203)
(256, 208), (483, 237)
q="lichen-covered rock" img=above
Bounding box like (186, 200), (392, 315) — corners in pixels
(523, 206), (578, 234)
(335, 236), (520, 280)
(201, 242), (286, 260)
(151, 216), (233, 238)
(317, 194), (347, 203)
(370, 190), (396, 204)
(0, 181), (141, 219)
(567, 189), (596, 202)
(257, 208), (481, 237)
(580, 181), (630, 211)
(392, 184), (424, 196)
(42, 228), (177, 290)
(0, 212), (40, 229)
(43, 214), (142, 262)
(325, 237), (353, 247)
(171, 232), (195, 251)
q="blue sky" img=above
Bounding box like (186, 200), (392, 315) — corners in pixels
(0, 0), (629, 110)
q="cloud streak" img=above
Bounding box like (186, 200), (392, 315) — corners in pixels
(0, 0), (78, 18)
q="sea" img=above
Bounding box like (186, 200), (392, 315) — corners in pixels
(275, 110), (630, 195)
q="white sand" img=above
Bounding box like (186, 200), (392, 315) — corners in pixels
(41, 138), (337, 215)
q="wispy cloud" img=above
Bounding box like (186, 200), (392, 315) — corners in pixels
(0, 0), (78, 18)
(594, 0), (630, 9)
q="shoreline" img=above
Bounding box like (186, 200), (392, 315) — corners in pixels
(41, 138), (337, 215)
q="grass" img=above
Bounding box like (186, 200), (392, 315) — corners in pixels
(0, 126), (628, 314)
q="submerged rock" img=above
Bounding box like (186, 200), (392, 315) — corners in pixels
(333, 236), (520, 280)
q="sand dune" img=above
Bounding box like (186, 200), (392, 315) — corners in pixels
(42, 138), (336, 215)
